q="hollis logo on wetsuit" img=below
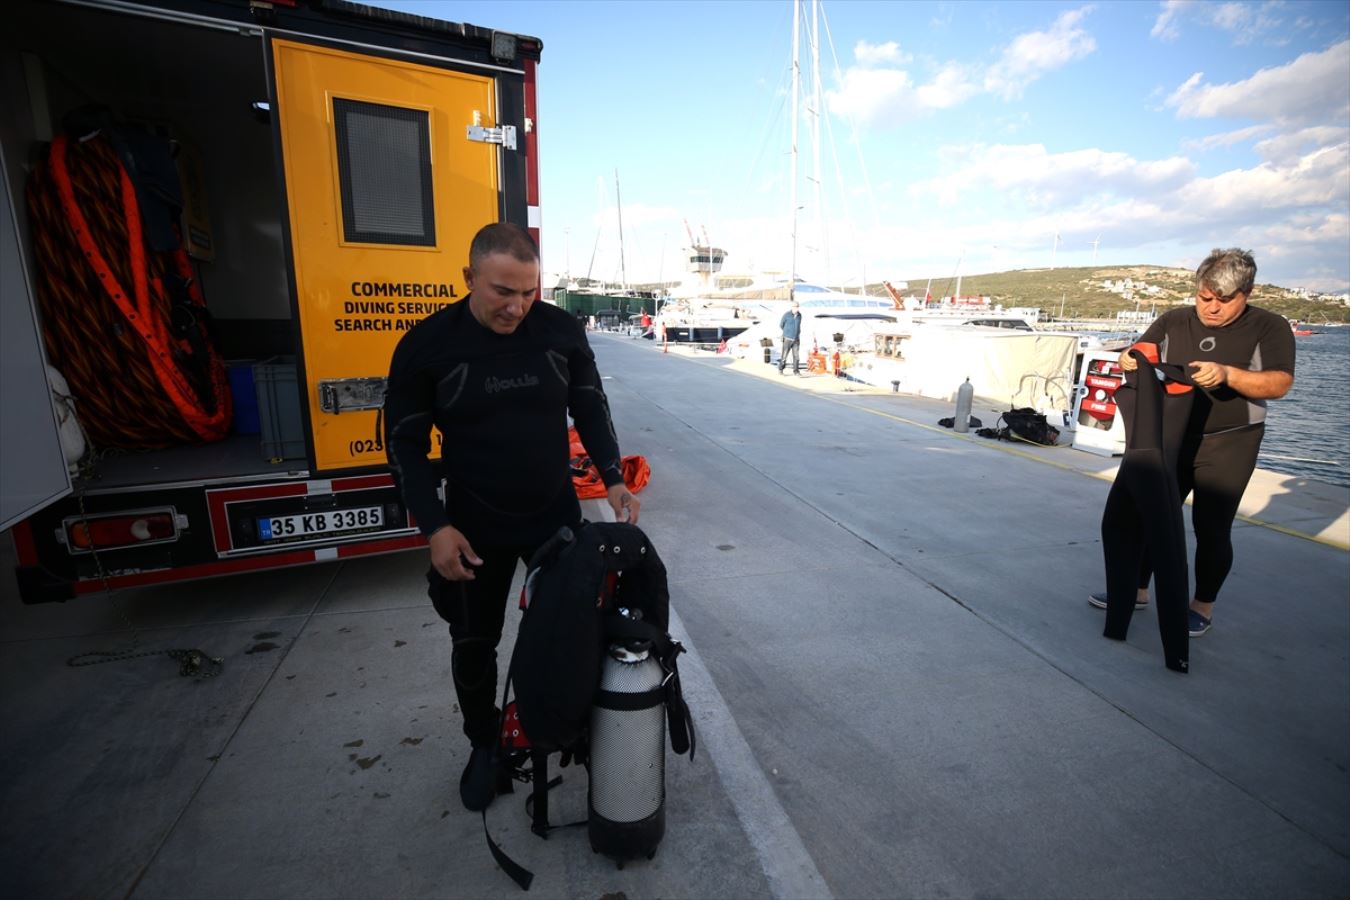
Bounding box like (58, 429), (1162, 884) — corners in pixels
(485, 373), (540, 394)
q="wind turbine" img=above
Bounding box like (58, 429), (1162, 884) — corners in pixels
(1091, 235), (1101, 266)
(1050, 231), (1061, 270)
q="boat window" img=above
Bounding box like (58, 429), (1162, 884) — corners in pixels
(333, 98), (436, 246)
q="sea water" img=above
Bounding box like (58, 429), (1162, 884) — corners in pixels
(1260, 325), (1349, 488)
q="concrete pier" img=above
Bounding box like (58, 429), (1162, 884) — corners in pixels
(2, 332), (1346, 898)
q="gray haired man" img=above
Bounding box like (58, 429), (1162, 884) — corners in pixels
(1090, 248), (1295, 637)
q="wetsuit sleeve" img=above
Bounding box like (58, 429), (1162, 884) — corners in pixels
(567, 326), (625, 489)
(1139, 311), (1169, 344)
(1259, 315), (1296, 375)
(383, 335), (449, 536)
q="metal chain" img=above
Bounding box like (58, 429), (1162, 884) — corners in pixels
(74, 479), (132, 636)
(67, 647), (224, 678)
(66, 459), (223, 680)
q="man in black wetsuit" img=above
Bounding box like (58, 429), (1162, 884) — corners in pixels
(1090, 248), (1295, 638)
(383, 222), (640, 811)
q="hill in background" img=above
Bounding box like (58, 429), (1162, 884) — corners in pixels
(875, 265), (1349, 323)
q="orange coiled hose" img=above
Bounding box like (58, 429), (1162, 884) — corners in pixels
(26, 133), (230, 450)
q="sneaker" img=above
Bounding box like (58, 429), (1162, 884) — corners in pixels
(1188, 610), (1212, 637)
(459, 743), (499, 812)
(1088, 591), (1148, 611)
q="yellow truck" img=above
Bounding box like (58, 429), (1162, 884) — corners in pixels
(0, 0), (543, 600)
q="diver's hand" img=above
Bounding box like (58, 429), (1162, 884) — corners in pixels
(1188, 360), (1229, 390)
(607, 483), (640, 524)
(428, 526), (482, 580)
(1118, 349), (1138, 372)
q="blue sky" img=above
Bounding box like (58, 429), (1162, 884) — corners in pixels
(372, 1), (1350, 292)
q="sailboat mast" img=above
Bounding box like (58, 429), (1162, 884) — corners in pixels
(615, 169), (628, 293)
(811, 0), (825, 288)
(789, 0), (800, 303)
(586, 175), (604, 285)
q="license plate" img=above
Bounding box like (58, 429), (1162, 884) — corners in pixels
(257, 506), (383, 542)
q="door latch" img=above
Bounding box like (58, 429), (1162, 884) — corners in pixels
(317, 378), (386, 414)
(466, 124), (517, 151)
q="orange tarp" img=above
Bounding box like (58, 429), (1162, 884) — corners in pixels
(568, 427), (650, 499)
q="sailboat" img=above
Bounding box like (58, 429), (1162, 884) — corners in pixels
(555, 170), (658, 327)
(670, 0), (904, 355)
(761, 2), (1082, 413)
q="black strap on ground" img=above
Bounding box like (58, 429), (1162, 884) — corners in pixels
(483, 808), (534, 891)
(485, 661), (536, 888)
(482, 750), (586, 892)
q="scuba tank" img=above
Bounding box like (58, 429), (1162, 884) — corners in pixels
(954, 377), (974, 433)
(588, 608), (666, 866)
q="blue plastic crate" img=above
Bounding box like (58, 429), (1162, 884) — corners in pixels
(253, 357), (305, 460)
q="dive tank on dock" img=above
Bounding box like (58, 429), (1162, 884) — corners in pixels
(588, 629), (667, 866)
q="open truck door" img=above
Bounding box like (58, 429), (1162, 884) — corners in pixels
(0, 142), (72, 531)
(271, 38), (510, 473)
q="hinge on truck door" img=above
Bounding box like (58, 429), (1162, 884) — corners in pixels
(466, 124), (517, 151)
(318, 378), (386, 414)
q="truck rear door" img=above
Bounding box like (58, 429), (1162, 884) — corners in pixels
(270, 38), (504, 473)
(1, 142), (71, 531)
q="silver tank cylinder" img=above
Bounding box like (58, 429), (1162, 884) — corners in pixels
(588, 644), (666, 862)
(954, 377), (974, 433)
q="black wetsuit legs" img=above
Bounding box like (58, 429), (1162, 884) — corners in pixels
(1101, 446), (1191, 672)
(1101, 353), (1192, 672)
(1189, 426), (1263, 601)
(427, 546), (532, 745)
(1132, 424), (1264, 604)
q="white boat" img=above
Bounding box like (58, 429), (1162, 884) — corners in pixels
(846, 324), (1084, 428)
(653, 298), (756, 343)
(651, 228), (758, 343)
(724, 288), (904, 362)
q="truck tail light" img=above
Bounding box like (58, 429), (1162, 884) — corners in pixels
(62, 510), (184, 553)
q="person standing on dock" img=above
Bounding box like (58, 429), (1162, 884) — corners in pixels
(1090, 247), (1295, 638)
(383, 222), (640, 813)
(779, 300), (802, 375)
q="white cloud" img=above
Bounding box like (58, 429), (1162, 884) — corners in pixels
(1254, 126), (1350, 165)
(1182, 123), (1277, 152)
(911, 143), (1195, 207)
(887, 138), (1349, 291)
(930, 2), (955, 31)
(915, 63), (981, 110)
(1259, 212), (1350, 246)
(826, 6), (1096, 125)
(1211, 3), (1251, 32)
(1178, 142), (1350, 213)
(1151, 0), (1286, 44)
(854, 40), (911, 66)
(1166, 40), (1350, 126)
(1151, 0), (1191, 41)
(826, 66), (914, 124)
(984, 6), (1098, 100)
